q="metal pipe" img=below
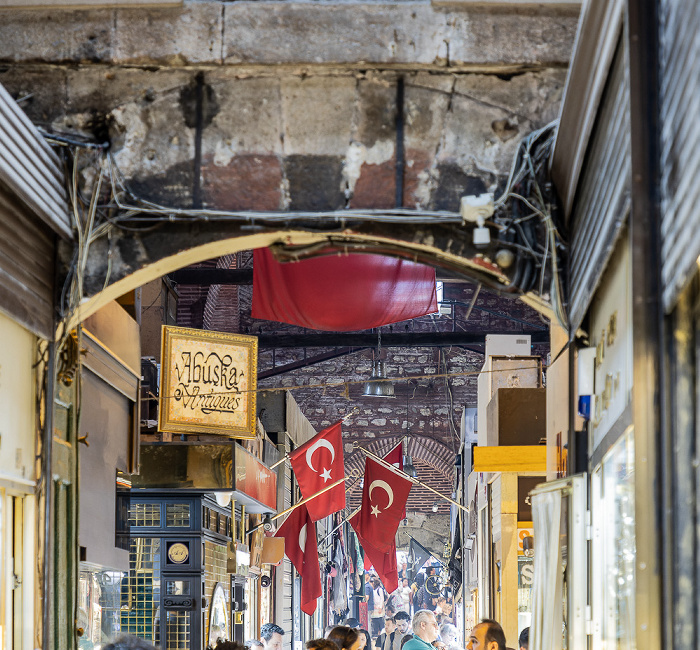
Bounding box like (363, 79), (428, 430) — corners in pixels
(395, 77), (405, 208)
(42, 341), (55, 650)
(627, 0), (663, 645)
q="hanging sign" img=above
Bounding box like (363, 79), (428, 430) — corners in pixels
(159, 326), (258, 438)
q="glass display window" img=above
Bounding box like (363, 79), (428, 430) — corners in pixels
(591, 430), (635, 650)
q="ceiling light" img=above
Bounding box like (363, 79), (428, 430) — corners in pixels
(362, 360), (395, 398)
(431, 502), (439, 513)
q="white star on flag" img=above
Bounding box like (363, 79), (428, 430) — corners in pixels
(371, 505), (381, 517)
(320, 467), (332, 482)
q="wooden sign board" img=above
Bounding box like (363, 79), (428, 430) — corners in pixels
(159, 326), (258, 438)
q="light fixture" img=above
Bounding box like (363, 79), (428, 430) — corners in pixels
(362, 360), (395, 398)
(431, 502), (439, 513)
(523, 536), (534, 558)
(214, 491), (232, 508)
(362, 330), (395, 398)
(262, 514), (274, 531)
(403, 455), (417, 478)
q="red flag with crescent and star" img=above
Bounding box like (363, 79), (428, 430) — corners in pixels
(383, 442), (405, 519)
(355, 530), (399, 593)
(275, 503), (322, 615)
(289, 421), (346, 521)
(350, 456), (412, 553)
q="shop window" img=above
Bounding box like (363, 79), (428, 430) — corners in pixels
(166, 580), (191, 596)
(166, 610), (191, 650)
(128, 502), (161, 528)
(591, 431), (636, 650)
(166, 503), (191, 528)
(204, 541), (230, 643)
(120, 537), (162, 643)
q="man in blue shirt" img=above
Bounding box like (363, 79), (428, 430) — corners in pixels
(401, 610), (440, 650)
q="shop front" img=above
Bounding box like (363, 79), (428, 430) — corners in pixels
(118, 441), (277, 650)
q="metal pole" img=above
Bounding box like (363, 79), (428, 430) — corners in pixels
(270, 454), (288, 470)
(42, 341), (55, 650)
(319, 507), (362, 548)
(357, 445), (469, 513)
(247, 477), (347, 534)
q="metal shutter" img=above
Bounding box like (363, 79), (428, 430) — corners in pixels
(659, 0), (700, 312)
(567, 37), (631, 332)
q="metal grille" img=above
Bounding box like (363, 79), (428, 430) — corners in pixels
(568, 36), (631, 332)
(659, 0), (700, 311)
(128, 502), (161, 528)
(120, 538), (161, 642)
(166, 610), (191, 650)
(166, 503), (191, 528)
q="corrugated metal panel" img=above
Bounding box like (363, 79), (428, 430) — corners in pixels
(0, 83), (70, 238)
(282, 439), (294, 640)
(0, 181), (55, 338)
(567, 37), (631, 332)
(659, 0), (700, 311)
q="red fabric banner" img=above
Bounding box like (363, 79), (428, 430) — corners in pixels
(289, 422), (346, 521)
(352, 457), (412, 553)
(275, 503), (322, 615)
(252, 248), (438, 331)
(351, 523), (399, 593)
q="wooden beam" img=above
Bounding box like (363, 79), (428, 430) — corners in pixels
(473, 446), (547, 472)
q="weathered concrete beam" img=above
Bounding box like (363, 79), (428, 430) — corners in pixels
(0, 2), (578, 69)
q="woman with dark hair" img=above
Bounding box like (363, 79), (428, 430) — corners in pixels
(327, 626), (361, 650)
(307, 640), (340, 650)
(356, 628), (371, 650)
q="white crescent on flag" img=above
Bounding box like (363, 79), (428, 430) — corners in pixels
(299, 523), (307, 553)
(369, 479), (395, 517)
(305, 439), (336, 473)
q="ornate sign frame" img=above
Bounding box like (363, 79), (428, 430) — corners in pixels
(159, 325), (258, 438)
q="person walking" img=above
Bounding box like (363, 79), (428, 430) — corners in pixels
(261, 623), (285, 650)
(366, 576), (387, 637)
(466, 619), (506, 650)
(401, 610), (440, 650)
(518, 627), (529, 650)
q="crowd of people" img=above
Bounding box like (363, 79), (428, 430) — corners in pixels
(98, 585), (530, 650)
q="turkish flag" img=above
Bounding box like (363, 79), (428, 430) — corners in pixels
(383, 443), (405, 519)
(275, 504), (322, 615)
(352, 523), (399, 593)
(352, 457), (412, 553)
(290, 422), (346, 521)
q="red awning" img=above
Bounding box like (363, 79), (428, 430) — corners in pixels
(252, 248), (437, 331)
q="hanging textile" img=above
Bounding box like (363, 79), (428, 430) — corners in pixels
(252, 248), (438, 331)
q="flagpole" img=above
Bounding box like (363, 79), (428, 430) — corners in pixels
(318, 506), (362, 550)
(247, 477), (347, 535)
(270, 454), (288, 470)
(356, 444), (469, 513)
(269, 411), (358, 470)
